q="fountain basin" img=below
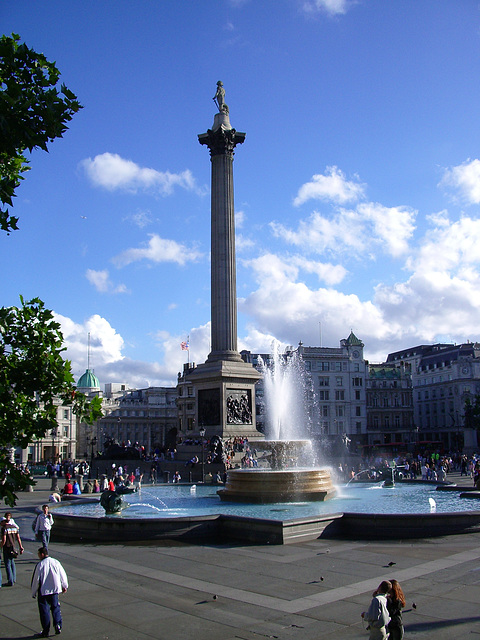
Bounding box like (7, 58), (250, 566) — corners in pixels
(48, 482), (480, 544)
(218, 468), (336, 503)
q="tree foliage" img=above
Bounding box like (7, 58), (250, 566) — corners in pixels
(0, 297), (102, 505)
(0, 33), (82, 233)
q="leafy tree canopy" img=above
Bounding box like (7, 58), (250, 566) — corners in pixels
(0, 297), (102, 505)
(0, 33), (82, 233)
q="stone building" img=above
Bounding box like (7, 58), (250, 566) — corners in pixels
(96, 386), (178, 453)
(18, 397), (77, 465)
(241, 332), (368, 448)
(298, 332), (367, 444)
(176, 363), (197, 440)
(387, 342), (480, 452)
(365, 363), (414, 448)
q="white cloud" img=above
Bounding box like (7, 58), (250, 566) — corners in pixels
(55, 313), (125, 372)
(302, 0), (353, 16)
(272, 202), (416, 259)
(236, 233), (256, 251)
(294, 166), (365, 206)
(290, 255), (347, 285)
(113, 233), (204, 268)
(86, 269), (128, 294)
(439, 158), (480, 205)
(128, 209), (154, 228)
(235, 210), (246, 228)
(81, 152), (205, 196)
(243, 253), (347, 288)
(239, 203), (480, 363)
(54, 311), (213, 388)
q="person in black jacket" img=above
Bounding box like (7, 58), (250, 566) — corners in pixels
(387, 579), (406, 640)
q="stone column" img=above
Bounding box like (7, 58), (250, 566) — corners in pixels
(199, 119), (245, 363)
(189, 87), (262, 441)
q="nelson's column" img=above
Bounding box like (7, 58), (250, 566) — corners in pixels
(187, 82), (262, 441)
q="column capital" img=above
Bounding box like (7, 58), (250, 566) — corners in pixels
(198, 127), (246, 157)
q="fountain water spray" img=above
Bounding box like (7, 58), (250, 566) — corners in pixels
(218, 342), (335, 502)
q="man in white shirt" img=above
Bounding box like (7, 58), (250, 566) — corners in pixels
(35, 505), (54, 548)
(31, 547), (68, 637)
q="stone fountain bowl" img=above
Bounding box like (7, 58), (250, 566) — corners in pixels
(218, 467), (336, 503)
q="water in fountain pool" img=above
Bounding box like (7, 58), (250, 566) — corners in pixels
(54, 482), (480, 521)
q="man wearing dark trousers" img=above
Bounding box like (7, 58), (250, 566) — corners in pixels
(31, 547), (68, 637)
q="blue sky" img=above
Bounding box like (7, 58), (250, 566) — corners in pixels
(3, 0), (480, 388)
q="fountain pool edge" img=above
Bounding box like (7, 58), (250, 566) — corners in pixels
(47, 495), (480, 545)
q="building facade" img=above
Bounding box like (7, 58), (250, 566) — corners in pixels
(366, 363), (414, 448)
(241, 332), (368, 447)
(387, 342), (480, 452)
(96, 386), (178, 453)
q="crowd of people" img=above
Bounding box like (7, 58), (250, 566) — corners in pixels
(341, 451), (480, 486)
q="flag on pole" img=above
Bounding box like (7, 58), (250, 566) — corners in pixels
(181, 340), (189, 351)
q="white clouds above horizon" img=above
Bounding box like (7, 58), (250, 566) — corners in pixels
(440, 158), (480, 205)
(55, 312), (125, 370)
(86, 269), (129, 294)
(302, 0), (353, 16)
(55, 311), (212, 388)
(294, 166), (365, 206)
(113, 233), (204, 268)
(237, 161), (480, 364)
(271, 202), (416, 259)
(81, 152), (206, 196)
(61, 158), (480, 386)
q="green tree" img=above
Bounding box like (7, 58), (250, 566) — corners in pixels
(0, 297), (103, 506)
(0, 33), (82, 233)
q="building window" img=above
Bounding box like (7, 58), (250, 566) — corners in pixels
(319, 362), (329, 371)
(335, 390), (345, 401)
(322, 405), (329, 417)
(354, 363), (360, 372)
(353, 377), (362, 387)
(335, 362), (342, 372)
(319, 390), (329, 401)
(63, 409), (69, 420)
(355, 390), (361, 400)
(336, 376), (343, 386)
(335, 405), (344, 417)
(356, 422), (362, 434)
(319, 377), (329, 387)
(355, 406), (361, 416)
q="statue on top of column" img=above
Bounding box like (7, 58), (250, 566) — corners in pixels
(213, 81), (229, 115)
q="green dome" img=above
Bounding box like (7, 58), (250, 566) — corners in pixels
(77, 368), (100, 390)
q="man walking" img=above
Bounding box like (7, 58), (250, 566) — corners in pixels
(31, 547), (68, 637)
(35, 505), (54, 548)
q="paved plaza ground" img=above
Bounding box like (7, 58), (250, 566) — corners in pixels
(1, 473), (480, 639)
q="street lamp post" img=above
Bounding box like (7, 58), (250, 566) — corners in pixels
(86, 436), (97, 478)
(199, 427), (206, 483)
(51, 428), (57, 464)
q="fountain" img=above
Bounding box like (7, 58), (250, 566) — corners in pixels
(218, 345), (336, 503)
